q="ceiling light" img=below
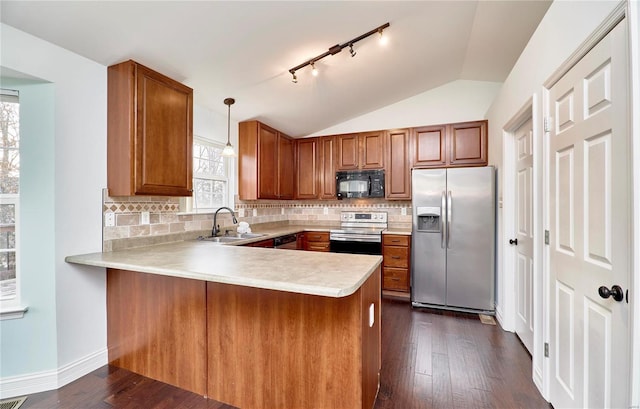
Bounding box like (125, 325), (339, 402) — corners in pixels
(288, 22), (389, 84)
(221, 98), (236, 157)
(378, 28), (388, 46)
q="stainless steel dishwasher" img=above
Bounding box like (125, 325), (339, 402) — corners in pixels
(273, 234), (298, 250)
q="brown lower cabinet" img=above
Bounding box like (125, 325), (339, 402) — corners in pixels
(382, 234), (411, 293)
(304, 231), (330, 252)
(244, 238), (275, 248)
(107, 267), (381, 409)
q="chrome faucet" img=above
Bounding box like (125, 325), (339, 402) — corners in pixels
(212, 207), (238, 237)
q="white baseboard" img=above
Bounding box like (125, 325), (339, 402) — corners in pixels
(0, 348), (108, 399)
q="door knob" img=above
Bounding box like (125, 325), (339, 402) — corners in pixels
(598, 285), (624, 302)
(509, 238), (518, 245)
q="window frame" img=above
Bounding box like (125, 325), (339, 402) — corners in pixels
(184, 136), (230, 213)
(0, 88), (24, 317)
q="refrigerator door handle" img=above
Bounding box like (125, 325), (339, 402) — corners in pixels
(441, 191), (446, 248)
(447, 190), (452, 248)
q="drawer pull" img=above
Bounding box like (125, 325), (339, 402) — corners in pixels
(391, 278), (400, 281)
(391, 256), (401, 259)
(391, 240), (401, 243)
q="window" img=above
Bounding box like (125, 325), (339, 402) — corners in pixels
(188, 138), (229, 212)
(0, 90), (20, 302)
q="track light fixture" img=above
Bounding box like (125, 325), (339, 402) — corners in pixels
(288, 22), (389, 83)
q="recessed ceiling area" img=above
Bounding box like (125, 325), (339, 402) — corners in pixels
(0, 1), (552, 136)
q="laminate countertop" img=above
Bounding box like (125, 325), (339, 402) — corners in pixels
(66, 238), (382, 298)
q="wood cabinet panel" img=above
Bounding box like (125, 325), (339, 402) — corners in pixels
(336, 132), (384, 170)
(245, 238), (275, 248)
(319, 136), (337, 199)
(304, 231), (330, 252)
(412, 121), (488, 168)
(239, 120), (294, 200)
(386, 129), (411, 199)
(383, 234), (411, 247)
(412, 125), (447, 168)
(382, 246), (409, 268)
(382, 267), (409, 291)
(258, 123), (278, 199)
(278, 134), (295, 199)
(207, 268), (381, 409)
(108, 60), (193, 196)
(295, 138), (319, 199)
(382, 234), (411, 293)
(106, 269), (207, 395)
(336, 133), (359, 170)
(360, 131), (385, 169)
(448, 120), (488, 166)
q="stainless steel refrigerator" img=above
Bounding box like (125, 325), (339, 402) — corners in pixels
(411, 166), (495, 313)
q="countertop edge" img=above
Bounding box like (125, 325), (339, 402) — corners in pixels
(65, 250), (382, 298)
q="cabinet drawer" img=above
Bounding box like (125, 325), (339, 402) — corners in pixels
(383, 235), (410, 247)
(306, 243), (330, 252)
(305, 232), (330, 242)
(383, 247), (409, 268)
(383, 267), (409, 292)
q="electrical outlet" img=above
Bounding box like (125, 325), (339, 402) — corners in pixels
(253, 208), (258, 217)
(323, 207), (329, 215)
(401, 207), (407, 216)
(105, 212), (115, 227)
(141, 211), (150, 225)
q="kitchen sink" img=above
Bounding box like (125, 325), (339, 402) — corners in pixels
(197, 233), (266, 244)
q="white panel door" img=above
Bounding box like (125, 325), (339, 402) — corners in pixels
(514, 117), (534, 354)
(548, 19), (629, 409)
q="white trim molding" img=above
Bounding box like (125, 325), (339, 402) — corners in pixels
(0, 348), (107, 399)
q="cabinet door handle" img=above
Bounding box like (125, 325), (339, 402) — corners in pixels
(391, 256), (401, 259)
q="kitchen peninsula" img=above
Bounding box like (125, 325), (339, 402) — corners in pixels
(66, 241), (382, 409)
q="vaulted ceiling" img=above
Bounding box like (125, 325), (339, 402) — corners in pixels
(0, 1), (551, 136)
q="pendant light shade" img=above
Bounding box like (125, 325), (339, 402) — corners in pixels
(221, 97), (236, 157)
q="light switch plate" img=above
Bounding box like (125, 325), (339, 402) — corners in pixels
(141, 211), (150, 225)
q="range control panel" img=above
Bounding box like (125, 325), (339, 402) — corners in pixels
(340, 212), (388, 224)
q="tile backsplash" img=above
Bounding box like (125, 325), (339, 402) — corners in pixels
(102, 190), (412, 251)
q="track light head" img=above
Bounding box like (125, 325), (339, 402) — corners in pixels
(378, 28), (388, 45)
(349, 44), (356, 57)
(311, 62), (318, 77)
(291, 71), (298, 83)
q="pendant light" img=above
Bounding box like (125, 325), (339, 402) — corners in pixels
(221, 97), (236, 157)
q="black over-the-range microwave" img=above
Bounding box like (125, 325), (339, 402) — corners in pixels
(335, 169), (385, 199)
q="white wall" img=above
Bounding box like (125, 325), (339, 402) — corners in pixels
(0, 23), (107, 395)
(0, 79), (58, 377)
(307, 80), (502, 136)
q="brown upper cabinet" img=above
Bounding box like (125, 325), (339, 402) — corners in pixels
(319, 136), (337, 200)
(239, 120), (294, 200)
(295, 138), (319, 199)
(336, 131), (385, 170)
(385, 129), (411, 200)
(107, 60), (193, 196)
(412, 120), (487, 168)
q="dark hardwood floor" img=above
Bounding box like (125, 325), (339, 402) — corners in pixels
(20, 298), (548, 409)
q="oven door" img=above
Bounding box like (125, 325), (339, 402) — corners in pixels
(329, 233), (382, 255)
